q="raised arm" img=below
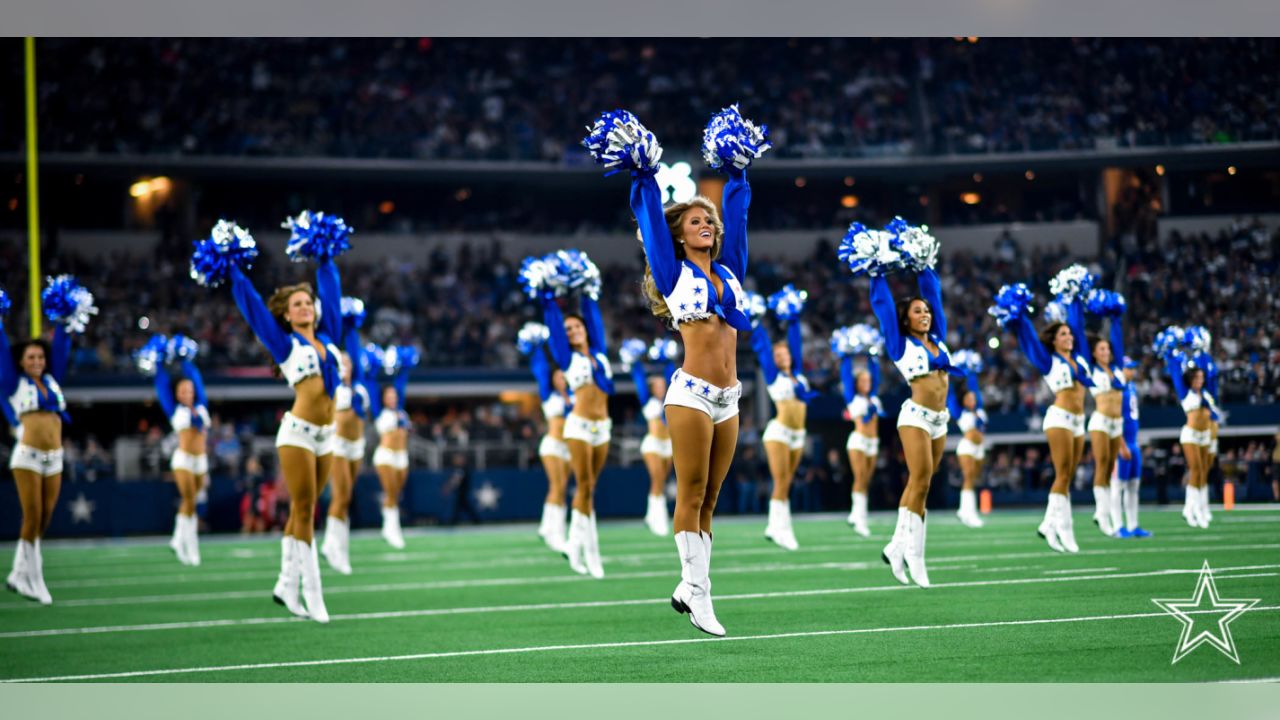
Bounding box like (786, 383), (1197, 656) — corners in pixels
(229, 266), (291, 363)
(630, 175), (681, 295)
(530, 347), (554, 401)
(51, 325), (72, 382)
(1065, 297), (1089, 364)
(1108, 313), (1125, 368)
(343, 326), (364, 384)
(839, 355), (856, 404)
(719, 169), (750, 279)
(916, 268), (948, 343)
(947, 382), (963, 419)
(1165, 351), (1189, 399)
(1010, 314), (1053, 376)
(541, 295), (572, 371)
(181, 359), (209, 407)
(750, 324), (780, 383)
(582, 296), (608, 357)
(394, 356), (413, 411)
(0, 320), (18, 397)
(154, 363), (177, 419)
(786, 318), (803, 375)
(315, 258), (343, 342)
(867, 354), (882, 396)
(630, 360), (651, 406)
(968, 370), (984, 410)
(869, 276), (905, 361)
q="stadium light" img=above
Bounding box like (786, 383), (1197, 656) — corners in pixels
(1227, 166), (1238, 176)
(129, 176), (171, 198)
(656, 161), (696, 204)
(840, 194), (859, 208)
(794, 176), (807, 188)
(988, 337), (1000, 349)
(843, 176), (855, 187)
(1156, 165), (1166, 176)
(961, 192), (981, 205)
(129, 180), (151, 198)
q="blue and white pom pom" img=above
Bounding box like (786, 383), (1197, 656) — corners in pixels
(1185, 325), (1212, 352)
(648, 338), (678, 363)
(1042, 298), (1068, 324)
(951, 349), (984, 375)
(518, 255), (558, 299)
(190, 220), (258, 287)
(885, 217), (939, 273)
(549, 249), (601, 298)
(767, 284), (808, 321)
(341, 296), (366, 329)
(618, 338), (647, 371)
(837, 222), (899, 277)
(516, 322), (550, 356)
(42, 275), (99, 334)
(744, 291), (767, 325)
(829, 327), (856, 356)
(988, 283), (1035, 329)
(1152, 326), (1184, 355)
(1085, 289), (1126, 316)
(1048, 264), (1095, 303)
(701, 104), (772, 171)
(282, 210), (353, 262)
(849, 323), (884, 355)
(166, 334), (199, 363)
(582, 110), (662, 176)
(362, 343), (385, 377)
(0, 287), (10, 316)
(382, 344), (421, 375)
(133, 334), (169, 377)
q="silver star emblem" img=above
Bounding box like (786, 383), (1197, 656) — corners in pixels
(473, 482), (502, 511)
(69, 492), (96, 524)
(1152, 560), (1261, 664)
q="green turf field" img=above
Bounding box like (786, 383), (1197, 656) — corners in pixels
(1, 507), (1277, 682)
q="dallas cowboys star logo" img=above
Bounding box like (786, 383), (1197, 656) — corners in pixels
(693, 286), (703, 296)
(473, 482), (502, 511)
(701, 385), (711, 396)
(679, 303), (687, 311)
(684, 379), (695, 389)
(69, 493), (96, 524)
(693, 300), (703, 310)
(1152, 560), (1260, 664)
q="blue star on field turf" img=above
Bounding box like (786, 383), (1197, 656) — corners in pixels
(1152, 560), (1260, 664)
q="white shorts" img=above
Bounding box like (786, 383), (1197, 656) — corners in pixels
(763, 419), (806, 451)
(276, 412), (336, 456)
(564, 414), (612, 448)
(333, 435), (366, 462)
(1043, 405), (1086, 438)
(1180, 426), (1212, 447)
(846, 431), (879, 456)
(1087, 412), (1124, 439)
(640, 434), (673, 459)
(663, 368), (741, 425)
(9, 444), (64, 477)
(897, 399), (950, 441)
(538, 435), (572, 461)
(957, 438), (986, 460)
(372, 446), (409, 470)
(171, 449), (210, 475)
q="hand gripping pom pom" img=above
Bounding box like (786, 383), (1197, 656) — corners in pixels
(830, 327), (856, 357)
(1185, 326), (1212, 352)
(884, 217), (939, 273)
(1085, 289), (1126, 317)
(648, 338), (678, 363)
(1042, 299), (1068, 324)
(133, 334), (169, 377)
(849, 323), (884, 356)
(988, 283), (1035, 330)
(951, 349), (984, 375)
(42, 275), (99, 334)
(767, 284), (808, 321)
(701, 104), (772, 171)
(282, 210), (353, 262)
(381, 344), (420, 376)
(518, 255), (558, 300)
(618, 338), (648, 371)
(166, 334), (199, 363)
(744, 291), (767, 326)
(1048, 264), (1096, 303)
(549, 249), (601, 299)
(190, 220), (258, 288)
(0, 288), (9, 316)
(837, 223), (900, 277)
(516, 322), (550, 356)
(582, 110), (663, 176)
(362, 343), (384, 378)
(1152, 326), (1184, 356)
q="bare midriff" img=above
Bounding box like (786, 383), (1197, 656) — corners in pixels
(18, 412), (61, 451)
(773, 398), (806, 430)
(1054, 384), (1086, 415)
(291, 374), (335, 427)
(1186, 407), (1211, 431)
(675, 315), (737, 390)
(855, 415), (878, 439)
(546, 416), (565, 440)
(648, 418), (671, 440)
(910, 371), (949, 412)
(178, 427), (207, 455)
(1094, 389), (1122, 418)
(336, 409), (363, 442)
(573, 383), (609, 422)
(964, 428), (983, 444)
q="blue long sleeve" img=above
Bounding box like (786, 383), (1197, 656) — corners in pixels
(786, 319), (803, 374)
(1165, 352), (1189, 400)
(839, 355), (856, 405)
(315, 258), (343, 343)
(868, 355), (881, 396)
(1065, 297), (1090, 366)
(1108, 314), (1125, 367)
(916, 269), (947, 343)
(630, 175), (680, 295)
(1010, 314), (1053, 375)
(663, 361), (676, 384)
(631, 361), (651, 405)
(968, 370), (984, 410)
(719, 169), (750, 279)
(530, 348), (553, 402)
(541, 296), (572, 371)
(751, 325), (780, 383)
(393, 360), (412, 411)
(1, 397), (16, 428)
(0, 320), (17, 398)
(365, 375), (383, 417)
(582, 297), (608, 357)
(51, 326), (72, 382)
(154, 365), (177, 419)
(947, 383), (962, 419)
(229, 266), (291, 363)
(870, 276), (905, 361)
(343, 327), (364, 384)
(182, 359), (208, 407)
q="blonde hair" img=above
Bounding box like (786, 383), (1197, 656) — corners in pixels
(267, 282), (316, 330)
(638, 196), (725, 320)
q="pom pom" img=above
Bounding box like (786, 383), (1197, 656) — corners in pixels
(1152, 326), (1184, 356)
(618, 338), (648, 371)
(1185, 325), (1212, 352)
(1042, 299), (1068, 324)
(701, 104), (772, 171)
(837, 222), (899, 277)
(550, 249), (601, 300)
(884, 217), (939, 272)
(849, 323), (884, 355)
(744, 291), (768, 325)
(282, 210), (353, 262)
(951, 349), (984, 375)
(1048, 264), (1096, 302)
(648, 338), (678, 363)
(189, 220), (258, 287)
(133, 334), (169, 377)
(767, 284), (808, 321)
(166, 334), (199, 363)
(42, 275), (99, 334)
(516, 322), (550, 355)
(361, 343), (384, 377)
(518, 255), (559, 300)
(581, 110), (663, 176)
(341, 296), (366, 329)
(0, 287), (10, 316)
(381, 344), (420, 376)
(1085, 289), (1126, 316)
(988, 283), (1035, 329)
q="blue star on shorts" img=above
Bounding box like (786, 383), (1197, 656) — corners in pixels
(685, 379), (696, 390)
(701, 385), (711, 396)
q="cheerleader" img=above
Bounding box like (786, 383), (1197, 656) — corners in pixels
(2, 277), (95, 605)
(518, 322), (572, 553)
(539, 253), (613, 579)
(587, 105), (767, 635)
(991, 268), (1095, 554)
(623, 338), (678, 537)
(371, 345), (418, 549)
(832, 326), (884, 538)
(1081, 289), (1128, 536)
(191, 215), (349, 623)
(147, 334), (212, 565)
(320, 298), (372, 574)
(1158, 329), (1212, 528)
(1109, 357), (1150, 537)
(947, 351), (986, 529)
(1190, 328), (1219, 523)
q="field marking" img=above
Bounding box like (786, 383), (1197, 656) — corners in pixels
(1043, 567), (1118, 575)
(3, 563), (1275, 640)
(5, 603), (1278, 683)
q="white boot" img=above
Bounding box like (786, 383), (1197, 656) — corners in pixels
(538, 504), (567, 553)
(1056, 494), (1080, 553)
(671, 531), (725, 637)
(170, 513), (189, 565)
(1201, 486), (1214, 524)
(272, 536), (308, 618)
(881, 508), (910, 585)
(7, 540), (39, 602)
(850, 492), (871, 537)
(1182, 488), (1198, 528)
(1038, 495), (1065, 552)
(537, 502), (552, 540)
(846, 493), (859, 526)
(31, 539), (52, 605)
(958, 489), (983, 528)
(184, 514), (201, 566)
(645, 495), (669, 537)
(903, 510), (931, 588)
(1124, 481), (1143, 533)
(1108, 481), (1124, 535)
(565, 509), (589, 575)
(298, 539), (330, 624)
(381, 506), (406, 549)
(583, 513), (605, 579)
(322, 517), (352, 575)
(1093, 485), (1115, 537)
(764, 499), (799, 551)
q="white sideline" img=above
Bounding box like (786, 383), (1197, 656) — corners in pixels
(5, 604), (1278, 683)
